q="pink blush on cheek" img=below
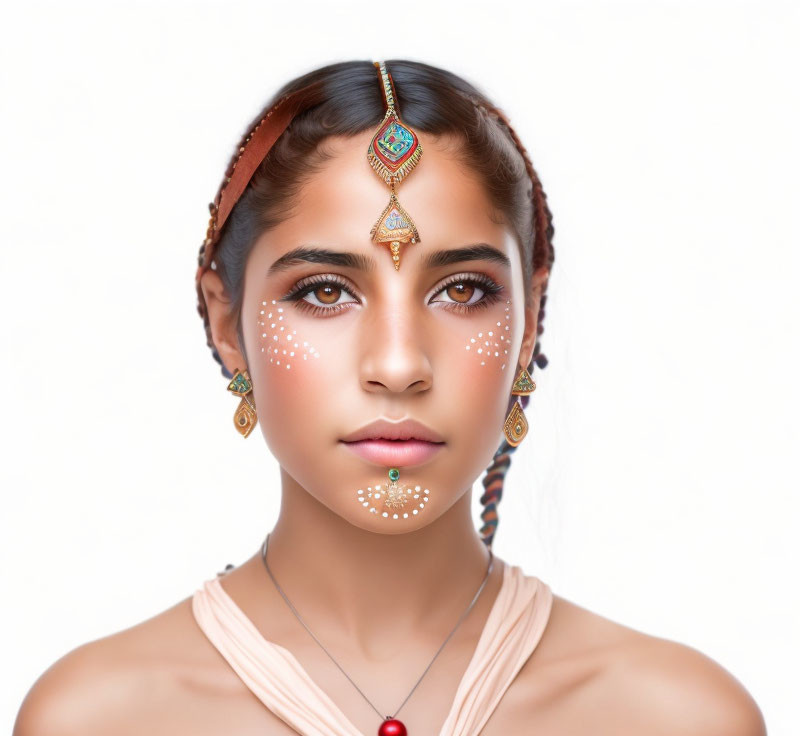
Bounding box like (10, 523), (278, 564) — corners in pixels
(464, 299), (513, 369)
(257, 299), (321, 369)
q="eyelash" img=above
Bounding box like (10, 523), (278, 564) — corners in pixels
(278, 275), (355, 317)
(279, 272), (504, 317)
(434, 274), (504, 313)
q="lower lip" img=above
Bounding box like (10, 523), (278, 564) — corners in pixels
(340, 439), (445, 467)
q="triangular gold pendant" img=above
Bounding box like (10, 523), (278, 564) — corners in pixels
(370, 189), (420, 270)
(511, 366), (536, 395)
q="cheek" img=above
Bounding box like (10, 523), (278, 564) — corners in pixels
(256, 299), (321, 371)
(438, 298), (516, 444)
(463, 298), (514, 372)
(251, 299), (337, 459)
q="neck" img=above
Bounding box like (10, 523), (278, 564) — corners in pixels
(263, 466), (496, 653)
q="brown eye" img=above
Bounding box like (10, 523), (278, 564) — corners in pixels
(313, 284), (341, 305)
(429, 273), (504, 314)
(446, 282), (475, 304)
(287, 276), (359, 314)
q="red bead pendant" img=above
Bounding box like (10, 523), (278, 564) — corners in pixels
(378, 718), (407, 736)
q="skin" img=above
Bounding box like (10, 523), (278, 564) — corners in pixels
(14, 130), (766, 735)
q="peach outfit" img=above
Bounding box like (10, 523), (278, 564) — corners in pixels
(192, 561), (552, 736)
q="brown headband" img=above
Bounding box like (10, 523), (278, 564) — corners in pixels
(194, 80), (323, 371)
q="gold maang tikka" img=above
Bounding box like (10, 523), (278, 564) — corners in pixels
(367, 61), (423, 271)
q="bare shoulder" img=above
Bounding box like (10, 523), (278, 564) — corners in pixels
(606, 627), (767, 736)
(13, 593), (244, 736)
(515, 591), (766, 736)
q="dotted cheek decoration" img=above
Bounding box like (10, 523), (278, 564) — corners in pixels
(356, 482), (430, 519)
(258, 299), (321, 368)
(464, 299), (513, 369)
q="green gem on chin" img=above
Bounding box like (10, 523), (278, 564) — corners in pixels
(388, 467), (400, 482)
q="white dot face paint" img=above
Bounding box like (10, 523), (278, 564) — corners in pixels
(356, 481), (431, 519)
(258, 299), (321, 369)
(464, 298), (513, 370)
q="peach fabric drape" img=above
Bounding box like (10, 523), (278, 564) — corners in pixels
(192, 561), (553, 736)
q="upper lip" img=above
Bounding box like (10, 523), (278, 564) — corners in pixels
(340, 418), (445, 444)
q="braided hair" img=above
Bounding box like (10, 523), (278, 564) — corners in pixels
(471, 99), (555, 549)
(198, 60), (555, 550)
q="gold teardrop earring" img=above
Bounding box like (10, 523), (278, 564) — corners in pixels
(503, 365), (537, 446)
(227, 368), (258, 438)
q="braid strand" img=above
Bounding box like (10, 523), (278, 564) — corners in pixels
(474, 100), (555, 549)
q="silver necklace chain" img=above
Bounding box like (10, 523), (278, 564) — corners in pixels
(260, 532), (494, 722)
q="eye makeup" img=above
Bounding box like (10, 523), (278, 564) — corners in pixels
(428, 272), (504, 314)
(464, 298), (513, 370)
(278, 274), (359, 318)
(259, 275), (509, 369)
(276, 271), (505, 317)
(258, 299), (321, 369)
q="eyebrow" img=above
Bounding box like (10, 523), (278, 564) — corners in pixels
(266, 243), (511, 276)
(423, 243), (511, 270)
(267, 246), (374, 276)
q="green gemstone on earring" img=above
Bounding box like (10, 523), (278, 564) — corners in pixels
(388, 467), (400, 482)
(227, 372), (252, 395)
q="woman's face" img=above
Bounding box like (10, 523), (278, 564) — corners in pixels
(225, 130), (544, 532)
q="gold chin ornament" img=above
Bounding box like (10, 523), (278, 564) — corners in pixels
(367, 61), (423, 271)
(356, 467), (431, 520)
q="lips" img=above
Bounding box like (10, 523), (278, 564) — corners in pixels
(340, 438), (444, 467)
(340, 417), (445, 467)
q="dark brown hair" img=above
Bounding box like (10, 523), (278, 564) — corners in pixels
(201, 59), (555, 548)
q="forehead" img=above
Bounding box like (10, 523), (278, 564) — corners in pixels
(256, 129), (515, 268)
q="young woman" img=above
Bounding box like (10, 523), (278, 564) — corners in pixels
(15, 59), (765, 736)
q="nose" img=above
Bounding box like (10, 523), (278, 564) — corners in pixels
(358, 295), (433, 396)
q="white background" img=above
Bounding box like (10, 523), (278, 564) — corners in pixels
(2, 1), (797, 733)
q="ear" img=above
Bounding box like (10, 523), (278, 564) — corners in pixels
(199, 268), (246, 377)
(517, 266), (550, 370)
